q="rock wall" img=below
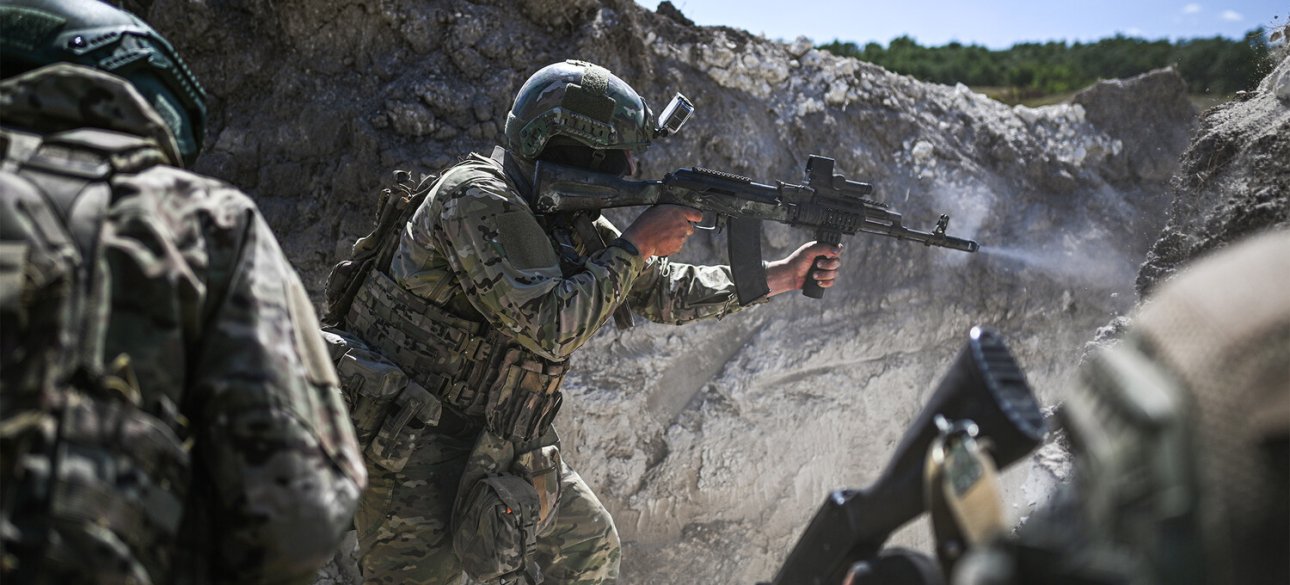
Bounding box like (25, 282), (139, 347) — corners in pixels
(1136, 55), (1290, 297)
(136, 1), (1212, 583)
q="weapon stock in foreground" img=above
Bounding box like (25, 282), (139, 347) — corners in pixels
(769, 326), (1044, 585)
(533, 155), (979, 304)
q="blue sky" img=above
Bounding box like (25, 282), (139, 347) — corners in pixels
(636, 1), (1287, 48)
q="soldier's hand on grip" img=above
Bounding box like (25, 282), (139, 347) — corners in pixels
(620, 204), (703, 258)
(766, 241), (843, 297)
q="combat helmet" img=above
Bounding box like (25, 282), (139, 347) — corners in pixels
(503, 60), (692, 166)
(0, 0), (207, 165)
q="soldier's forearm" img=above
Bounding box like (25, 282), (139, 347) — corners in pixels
(629, 261), (754, 325)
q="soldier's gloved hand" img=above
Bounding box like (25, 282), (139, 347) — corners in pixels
(621, 204), (703, 258)
(766, 241), (843, 297)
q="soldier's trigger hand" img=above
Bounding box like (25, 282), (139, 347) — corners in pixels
(620, 204), (702, 259)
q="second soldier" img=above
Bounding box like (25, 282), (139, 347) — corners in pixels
(324, 60), (843, 585)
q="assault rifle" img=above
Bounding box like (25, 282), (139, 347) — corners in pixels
(767, 326), (1045, 585)
(532, 155), (979, 304)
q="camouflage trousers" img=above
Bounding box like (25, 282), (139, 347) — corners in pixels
(354, 426), (620, 585)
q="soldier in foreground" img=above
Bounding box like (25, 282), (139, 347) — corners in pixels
(0, 0), (366, 583)
(771, 230), (1290, 585)
(952, 229), (1290, 585)
(322, 60), (843, 584)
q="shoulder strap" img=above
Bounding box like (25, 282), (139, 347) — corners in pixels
(0, 126), (134, 384)
(1, 125), (192, 582)
(375, 170), (438, 275)
(2, 125), (120, 561)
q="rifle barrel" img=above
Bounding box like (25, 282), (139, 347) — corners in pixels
(857, 221), (980, 252)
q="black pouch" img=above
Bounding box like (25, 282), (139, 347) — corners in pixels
(453, 474), (542, 583)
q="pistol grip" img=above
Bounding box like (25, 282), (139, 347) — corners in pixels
(803, 229), (842, 299)
(802, 258), (829, 299)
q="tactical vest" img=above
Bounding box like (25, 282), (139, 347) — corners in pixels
(325, 155), (574, 448)
(0, 126), (193, 583)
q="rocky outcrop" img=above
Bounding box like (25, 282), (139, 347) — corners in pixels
(1072, 68), (1197, 183)
(138, 1), (1207, 583)
(1136, 55), (1290, 297)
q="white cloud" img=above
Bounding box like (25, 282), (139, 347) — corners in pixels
(1221, 9), (1243, 21)
(1126, 27), (1145, 36)
(1182, 3), (1202, 14)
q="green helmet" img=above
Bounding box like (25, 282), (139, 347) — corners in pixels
(0, 0), (207, 165)
(503, 60), (656, 161)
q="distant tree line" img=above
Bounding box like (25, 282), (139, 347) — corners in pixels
(821, 31), (1272, 95)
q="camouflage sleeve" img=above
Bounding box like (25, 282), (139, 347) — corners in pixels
(177, 180), (365, 584)
(427, 175), (647, 361)
(592, 216), (762, 325)
(625, 259), (762, 324)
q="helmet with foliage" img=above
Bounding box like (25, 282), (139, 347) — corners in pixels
(0, 0), (207, 165)
(504, 60), (655, 163)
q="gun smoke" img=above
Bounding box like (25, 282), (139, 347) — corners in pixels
(979, 243), (1137, 293)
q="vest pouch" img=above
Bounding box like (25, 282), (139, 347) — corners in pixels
(486, 348), (566, 444)
(334, 345), (441, 472)
(347, 269), (496, 417)
(367, 380), (441, 472)
(453, 474), (543, 584)
(512, 444), (562, 535)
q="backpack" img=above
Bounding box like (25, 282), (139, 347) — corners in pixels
(0, 126), (193, 583)
(321, 169), (438, 328)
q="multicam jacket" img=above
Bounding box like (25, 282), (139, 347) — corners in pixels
(0, 64), (364, 585)
(391, 148), (753, 363)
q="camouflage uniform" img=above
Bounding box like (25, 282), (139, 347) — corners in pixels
(345, 147), (751, 585)
(0, 64), (366, 584)
(953, 230), (1290, 585)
